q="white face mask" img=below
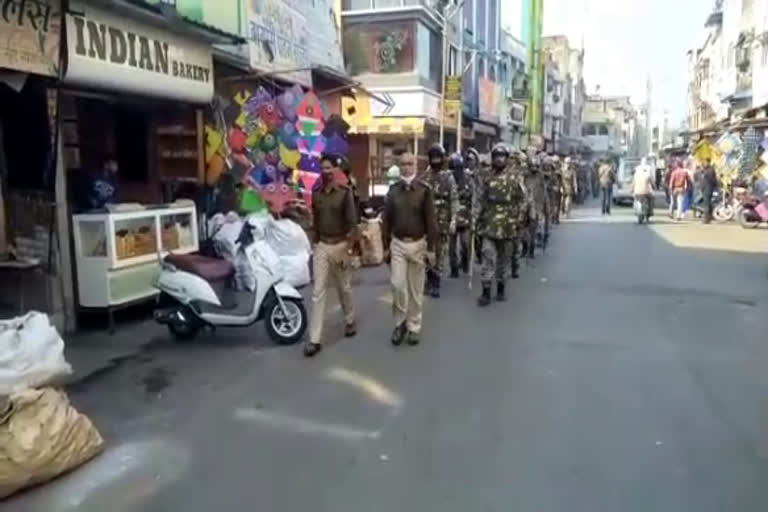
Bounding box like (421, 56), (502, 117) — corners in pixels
(402, 174), (416, 185)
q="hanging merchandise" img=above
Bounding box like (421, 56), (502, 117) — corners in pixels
(740, 127), (760, 177)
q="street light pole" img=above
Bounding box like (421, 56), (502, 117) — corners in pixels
(438, 1), (465, 150)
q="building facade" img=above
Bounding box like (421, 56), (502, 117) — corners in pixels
(582, 95), (634, 158)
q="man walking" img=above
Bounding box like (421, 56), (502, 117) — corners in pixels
(448, 152), (473, 277)
(668, 160), (690, 221)
(382, 152), (438, 347)
(523, 154), (550, 258)
(700, 158), (718, 224)
(561, 157), (578, 218)
(305, 155), (359, 358)
(420, 144), (458, 298)
(598, 158), (616, 215)
(473, 144), (529, 307)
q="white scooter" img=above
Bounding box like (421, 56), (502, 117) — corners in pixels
(153, 218), (307, 344)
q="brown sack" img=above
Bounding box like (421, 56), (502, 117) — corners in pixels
(360, 219), (384, 267)
(0, 388), (104, 499)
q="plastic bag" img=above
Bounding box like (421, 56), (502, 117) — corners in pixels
(265, 217), (311, 256)
(212, 217), (244, 263)
(360, 218), (384, 266)
(0, 388), (104, 498)
(279, 253), (311, 288)
(244, 211), (270, 241)
(0, 313), (72, 395)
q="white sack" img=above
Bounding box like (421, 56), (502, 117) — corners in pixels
(265, 218), (311, 256)
(279, 253), (311, 288)
(0, 312), (72, 395)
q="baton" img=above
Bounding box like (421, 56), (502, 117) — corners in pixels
(468, 232), (475, 291)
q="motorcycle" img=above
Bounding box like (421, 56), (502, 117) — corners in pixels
(738, 194), (768, 229)
(153, 217), (308, 344)
(634, 194), (652, 224)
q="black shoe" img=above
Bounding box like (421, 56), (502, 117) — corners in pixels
(407, 331), (420, 346)
(478, 284), (492, 307)
(430, 277), (441, 298)
(391, 323), (406, 346)
(511, 268), (520, 279)
(496, 282), (507, 301)
(344, 322), (357, 338)
(450, 267), (460, 279)
(303, 343), (322, 358)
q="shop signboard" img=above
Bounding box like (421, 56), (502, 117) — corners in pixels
(445, 75), (462, 101)
(64, 1), (214, 104)
(247, 0), (311, 86)
(0, 0), (61, 76)
(443, 99), (461, 130)
(478, 77), (501, 125)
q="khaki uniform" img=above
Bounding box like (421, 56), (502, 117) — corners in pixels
(382, 180), (438, 334)
(309, 183), (357, 345)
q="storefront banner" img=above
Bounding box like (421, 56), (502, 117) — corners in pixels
(247, 0), (311, 87)
(64, 1), (214, 104)
(478, 77), (501, 125)
(0, 0), (61, 76)
(445, 75), (462, 101)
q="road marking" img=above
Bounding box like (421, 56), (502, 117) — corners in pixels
(325, 367), (403, 408)
(233, 407), (380, 443)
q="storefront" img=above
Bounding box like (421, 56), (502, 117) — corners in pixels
(0, 0), (62, 322)
(57, 0), (240, 330)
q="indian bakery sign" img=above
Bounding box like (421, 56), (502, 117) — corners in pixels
(64, 1), (213, 103)
(0, 0), (61, 76)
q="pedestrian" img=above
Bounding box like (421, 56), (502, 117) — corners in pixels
(561, 157), (578, 218)
(632, 158), (655, 217)
(522, 153), (550, 259)
(420, 144), (458, 298)
(591, 162), (600, 199)
(700, 158), (718, 224)
(305, 154), (359, 358)
(549, 156), (562, 225)
(598, 157), (616, 215)
(448, 152), (473, 277)
(668, 160), (689, 221)
(473, 143), (530, 307)
(382, 152), (438, 347)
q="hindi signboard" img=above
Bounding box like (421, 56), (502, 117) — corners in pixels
(0, 0), (61, 76)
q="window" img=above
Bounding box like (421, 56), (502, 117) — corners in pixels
(342, 0), (372, 9)
(448, 46), (458, 76)
(343, 22), (415, 74)
(762, 43), (768, 66)
(478, 57), (486, 77)
(582, 124), (597, 136)
(489, 64), (496, 81)
(598, 125), (609, 135)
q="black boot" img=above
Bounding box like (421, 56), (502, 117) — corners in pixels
(423, 270), (432, 296)
(496, 282), (507, 302)
(391, 323), (406, 346)
(478, 283), (492, 307)
(511, 265), (520, 279)
(430, 275), (441, 298)
(450, 267), (460, 279)
(461, 255), (469, 274)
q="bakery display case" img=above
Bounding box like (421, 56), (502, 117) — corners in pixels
(72, 205), (198, 309)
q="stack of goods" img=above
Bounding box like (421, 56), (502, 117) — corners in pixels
(115, 226), (156, 259)
(0, 312), (104, 499)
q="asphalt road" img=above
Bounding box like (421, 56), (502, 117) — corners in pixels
(8, 202), (768, 512)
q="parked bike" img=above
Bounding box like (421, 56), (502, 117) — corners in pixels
(738, 194), (768, 229)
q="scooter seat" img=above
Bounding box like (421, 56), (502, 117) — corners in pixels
(165, 254), (234, 282)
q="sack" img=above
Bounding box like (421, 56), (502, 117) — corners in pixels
(0, 313), (72, 395)
(279, 253), (311, 288)
(0, 388), (104, 498)
(265, 218), (311, 257)
(360, 218), (383, 266)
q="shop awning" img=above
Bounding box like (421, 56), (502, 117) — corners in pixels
(349, 117), (426, 135)
(85, 0), (246, 45)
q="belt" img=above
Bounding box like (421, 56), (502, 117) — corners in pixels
(394, 235), (424, 243)
(318, 235), (347, 245)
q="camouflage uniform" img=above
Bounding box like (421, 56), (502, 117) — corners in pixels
(421, 166), (458, 277)
(549, 167), (562, 224)
(473, 164), (529, 286)
(450, 170), (473, 274)
(523, 162), (550, 256)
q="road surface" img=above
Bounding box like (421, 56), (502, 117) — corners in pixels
(8, 203), (768, 511)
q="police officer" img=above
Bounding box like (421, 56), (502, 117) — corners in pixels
(549, 156), (563, 225)
(561, 156), (578, 218)
(473, 143), (530, 306)
(447, 152), (472, 277)
(420, 143), (458, 298)
(382, 152), (438, 347)
(305, 154), (359, 358)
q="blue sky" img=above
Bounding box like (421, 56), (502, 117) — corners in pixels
(504, 0), (708, 124)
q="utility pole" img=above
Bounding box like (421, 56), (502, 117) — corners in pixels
(439, 1), (465, 149)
